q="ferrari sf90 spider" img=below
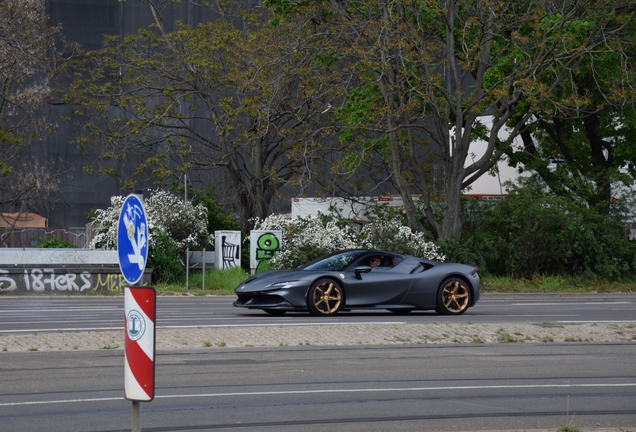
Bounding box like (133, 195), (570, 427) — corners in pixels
(233, 249), (480, 316)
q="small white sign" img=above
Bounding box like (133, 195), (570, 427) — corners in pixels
(214, 231), (241, 269)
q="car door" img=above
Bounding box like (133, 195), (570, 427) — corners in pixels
(343, 268), (414, 306)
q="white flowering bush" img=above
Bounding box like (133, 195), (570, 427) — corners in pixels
(90, 195), (126, 250)
(90, 190), (211, 282)
(359, 219), (445, 261)
(253, 207), (444, 269)
(252, 213), (359, 269)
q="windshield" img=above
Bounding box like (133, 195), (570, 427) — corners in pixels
(301, 251), (365, 271)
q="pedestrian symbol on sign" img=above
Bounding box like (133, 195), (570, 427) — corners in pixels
(117, 194), (149, 285)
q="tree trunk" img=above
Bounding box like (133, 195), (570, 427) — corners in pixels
(386, 119), (424, 233)
(439, 166), (463, 240)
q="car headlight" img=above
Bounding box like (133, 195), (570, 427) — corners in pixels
(266, 280), (299, 289)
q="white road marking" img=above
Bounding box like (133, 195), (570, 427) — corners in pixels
(153, 322), (406, 328)
(557, 320), (636, 324)
(0, 327), (124, 333)
(0, 317), (246, 326)
(0, 322), (405, 334)
(509, 314), (578, 317)
(1, 383), (634, 407)
(0, 307), (121, 313)
(510, 302), (632, 306)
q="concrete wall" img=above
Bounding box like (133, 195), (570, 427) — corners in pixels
(0, 249), (152, 294)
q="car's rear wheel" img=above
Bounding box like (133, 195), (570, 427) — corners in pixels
(387, 309), (414, 315)
(263, 309), (287, 316)
(307, 278), (344, 316)
(435, 277), (471, 315)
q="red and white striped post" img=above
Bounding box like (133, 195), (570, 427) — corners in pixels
(124, 286), (156, 431)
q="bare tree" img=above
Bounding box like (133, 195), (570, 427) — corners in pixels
(0, 0), (63, 220)
(65, 1), (337, 230)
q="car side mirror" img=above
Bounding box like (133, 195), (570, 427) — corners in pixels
(354, 265), (372, 280)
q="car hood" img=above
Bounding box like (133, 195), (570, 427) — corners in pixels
(235, 270), (316, 293)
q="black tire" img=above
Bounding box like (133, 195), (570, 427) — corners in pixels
(387, 309), (414, 315)
(263, 309), (287, 316)
(307, 278), (344, 316)
(435, 277), (471, 315)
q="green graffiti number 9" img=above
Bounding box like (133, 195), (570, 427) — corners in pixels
(257, 233), (279, 251)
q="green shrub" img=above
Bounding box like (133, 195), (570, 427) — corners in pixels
(35, 237), (75, 248)
(190, 187), (240, 233)
(147, 230), (184, 284)
(452, 176), (636, 280)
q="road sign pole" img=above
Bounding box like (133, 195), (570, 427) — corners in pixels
(202, 248), (205, 290)
(132, 401), (141, 432)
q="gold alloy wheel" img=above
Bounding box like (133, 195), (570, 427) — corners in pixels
(441, 280), (470, 313)
(311, 281), (342, 315)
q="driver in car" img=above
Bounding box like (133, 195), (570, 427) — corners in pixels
(368, 255), (392, 271)
(369, 256), (382, 268)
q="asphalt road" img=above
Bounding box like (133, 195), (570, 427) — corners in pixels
(0, 293), (635, 431)
(0, 293), (634, 333)
(1, 343), (635, 432)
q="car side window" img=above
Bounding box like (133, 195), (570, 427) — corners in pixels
(350, 255), (399, 270)
(366, 255), (394, 269)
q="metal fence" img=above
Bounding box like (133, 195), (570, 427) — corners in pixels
(0, 227), (91, 248)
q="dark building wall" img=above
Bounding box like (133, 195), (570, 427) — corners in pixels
(46, 0), (221, 49)
(34, 0), (223, 228)
(47, 0), (122, 50)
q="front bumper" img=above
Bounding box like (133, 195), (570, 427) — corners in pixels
(234, 290), (307, 311)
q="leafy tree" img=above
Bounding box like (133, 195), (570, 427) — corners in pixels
(65, 1), (336, 231)
(266, 0), (636, 240)
(508, 20), (636, 215)
(0, 0), (65, 222)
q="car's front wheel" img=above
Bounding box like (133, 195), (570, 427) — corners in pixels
(307, 278), (344, 316)
(435, 277), (471, 315)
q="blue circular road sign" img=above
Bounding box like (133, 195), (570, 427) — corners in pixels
(117, 194), (149, 285)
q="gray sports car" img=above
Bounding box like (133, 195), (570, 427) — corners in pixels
(233, 249), (480, 316)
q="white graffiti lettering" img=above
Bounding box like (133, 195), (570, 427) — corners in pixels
(0, 269), (17, 292)
(80, 272), (91, 291)
(3, 268), (141, 293)
(30, 269), (46, 292)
